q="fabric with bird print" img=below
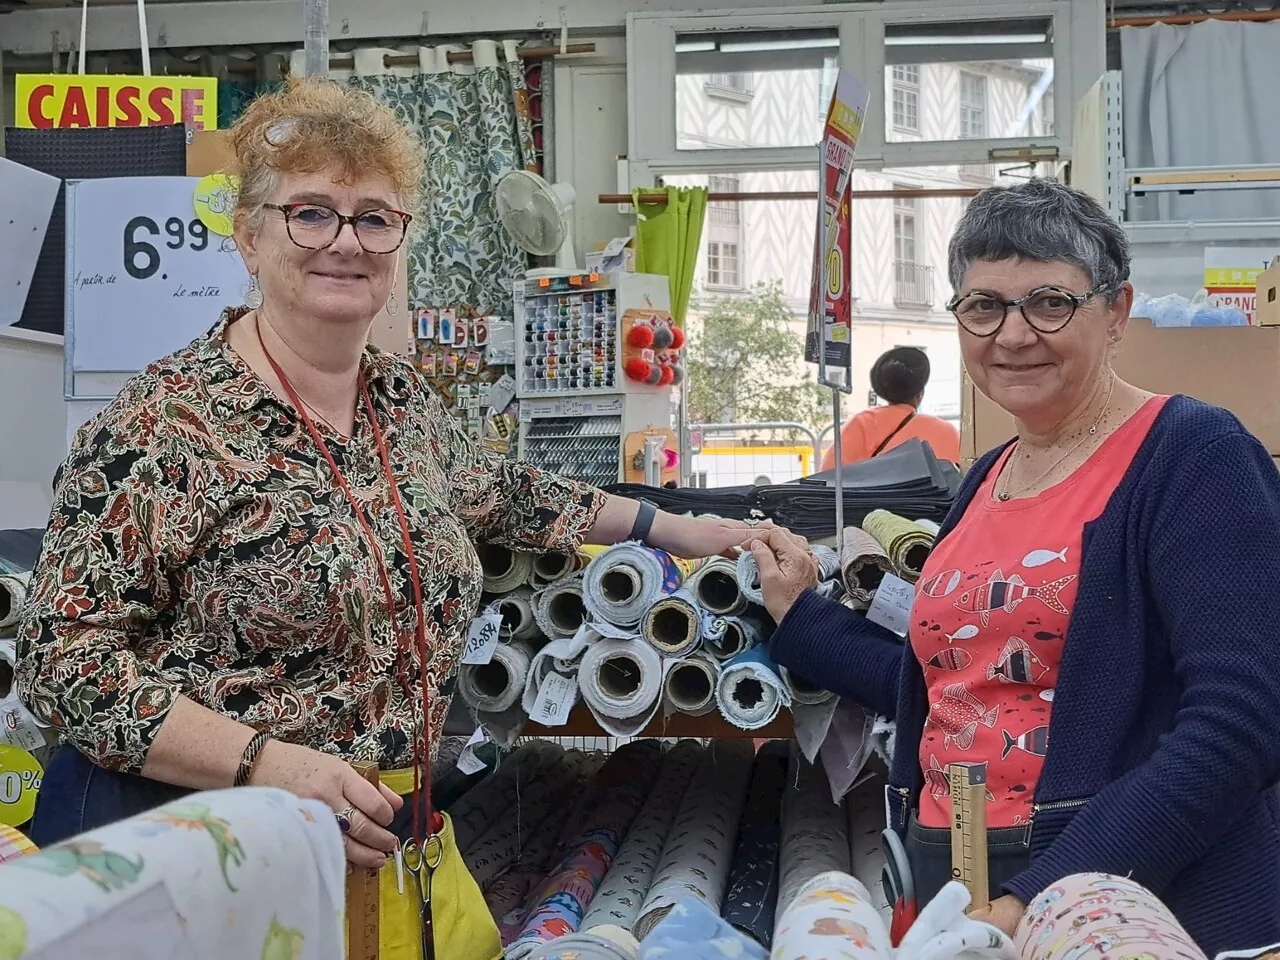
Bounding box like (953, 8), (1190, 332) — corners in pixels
(910, 397), (1168, 828)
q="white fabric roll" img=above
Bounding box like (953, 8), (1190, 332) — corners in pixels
(715, 647), (791, 731)
(811, 544), (841, 582)
(735, 550), (766, 606)
(457, 639), (535, 713)
(702, 613), (766, 662)
(772, 871), (893, 960)
(738, 547), (840, 613)
(521, 629), (595, 714)
(0, 572), (31, 631)
(583, 543), (681, 628)
(690, 557), (748, 616)
(779, 666), (834, 706)
(478, 543), (536, 594)
(663, 651), (719, 716)
(531, 551), (586, 586)
(641, 589), (702, 657)
(497, 588), (540, 642)
(0, 787), (344, 960)
(535, 575), (589, 640)
(578, 637), (665, 737)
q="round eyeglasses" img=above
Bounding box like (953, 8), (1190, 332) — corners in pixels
(264, 203), (412, 255)
(947, 285), (1104, 337)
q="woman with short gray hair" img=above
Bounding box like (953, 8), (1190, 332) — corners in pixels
(749, 178), (1280, 950)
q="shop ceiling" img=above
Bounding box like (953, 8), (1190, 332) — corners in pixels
(1, 0), (1277, 54)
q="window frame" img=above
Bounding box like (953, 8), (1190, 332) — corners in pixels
(627, 0), (1098, 174)
(706, 240), (743, 290)
(958, 71), (989, 140)
(891, 64), (920, 134)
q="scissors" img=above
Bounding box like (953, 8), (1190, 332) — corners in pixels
(881, 827), (918, 946)
(402, 835), (443, 960)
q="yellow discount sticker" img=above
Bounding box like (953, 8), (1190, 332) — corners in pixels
(0, 745), (42, 827)
(194, 173), (240, 237)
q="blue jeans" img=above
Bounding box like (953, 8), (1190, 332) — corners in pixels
(30, 746), (433, 847)
(29, 746), (191, 846)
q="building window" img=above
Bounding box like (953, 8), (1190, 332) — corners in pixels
(705, 72), (755, 103)
(891, 65), (920, 134)
(959, 72), (988, 140)
(708, 175), (741, 226)
(893, 191), (934, 305)
(707, 241), (742, 289)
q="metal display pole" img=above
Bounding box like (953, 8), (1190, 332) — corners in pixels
(302, 0), (329, 78)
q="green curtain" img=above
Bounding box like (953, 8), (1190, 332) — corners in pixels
(631, 187), (707, 326)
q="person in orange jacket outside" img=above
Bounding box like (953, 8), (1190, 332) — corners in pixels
(820, 346), (960, 469)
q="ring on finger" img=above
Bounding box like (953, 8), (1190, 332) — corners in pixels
(335, 804), (356, 834)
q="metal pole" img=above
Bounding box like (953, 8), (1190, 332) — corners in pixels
(302, 0), (329, 79)
(831, 389), (844, 551)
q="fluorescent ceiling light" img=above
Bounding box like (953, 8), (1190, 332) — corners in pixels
(885, 33), (1047, 45)
(675, 41), (717, 53)
(719, 37), (840, 53)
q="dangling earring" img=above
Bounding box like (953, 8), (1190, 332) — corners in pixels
(245, 275), (263, 310)
(386, 260), (401, 316)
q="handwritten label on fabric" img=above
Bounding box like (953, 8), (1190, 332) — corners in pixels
(531, 673), (578, 727)
(456, 727), (489, 775)
(866, 573), (915, 637)
(461, 612), (504, 665)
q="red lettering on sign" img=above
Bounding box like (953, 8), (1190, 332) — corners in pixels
(147, 86), (176, 124)
(96, 85), (113, 125)
(116, 87), (143, 126)
(27, 84), (56, 128)
(60, 87), (91, 127)
(180, 88), (207, 129)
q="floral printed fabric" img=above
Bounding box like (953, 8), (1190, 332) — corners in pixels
(1017, 873), (1208, 960)
(506, 740), (665, 957)
(0, 786), (344, 960)
(16, 311), (604, 774)
(581, 740), (704, 932)
(771, 872), (893, 960)
(349, 43), (529, 314)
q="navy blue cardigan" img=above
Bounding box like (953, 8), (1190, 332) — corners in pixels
(772, 396), (1280, 953)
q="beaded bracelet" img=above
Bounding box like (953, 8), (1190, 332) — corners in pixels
(234, 731), (272, 787)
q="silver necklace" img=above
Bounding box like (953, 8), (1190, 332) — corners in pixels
(997, 376), (1115, 502)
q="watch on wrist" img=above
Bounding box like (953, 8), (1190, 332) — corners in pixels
(629, 499), (659, 544)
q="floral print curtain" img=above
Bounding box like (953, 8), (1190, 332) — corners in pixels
(333, 40), (538, 317)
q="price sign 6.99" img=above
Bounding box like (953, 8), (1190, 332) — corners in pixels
(67, 176), (250, 379)
(124, 215), (210, 280)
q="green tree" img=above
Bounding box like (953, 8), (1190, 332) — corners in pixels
(685, 280), (827, 433)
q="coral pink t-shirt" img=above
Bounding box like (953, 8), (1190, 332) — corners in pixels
(912, 396), (1169, 828)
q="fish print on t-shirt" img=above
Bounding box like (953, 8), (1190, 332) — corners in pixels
(910, 395), (1170, 829)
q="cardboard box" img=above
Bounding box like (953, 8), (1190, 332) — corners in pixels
(962, 318), (1280, 457)
(187, 130), (235, 177)
(1256, 261), (1280, 327)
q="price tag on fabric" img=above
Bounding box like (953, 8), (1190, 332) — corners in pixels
(0, 744), (42, 826)
(865, 573), (915, 637)
(461, 612), (503, 665)
(531, 673), (578, 727)
(456, 727), (488, 776)
(65, 177), (250, 378)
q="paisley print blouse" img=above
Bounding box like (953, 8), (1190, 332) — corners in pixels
(16, 309), (605, 774)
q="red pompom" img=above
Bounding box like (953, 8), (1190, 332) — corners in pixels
(627, 325), (655, 348)
(657, 364), (675, 386)
(625, 357), (653, 382)
(669, 326), (686, 349)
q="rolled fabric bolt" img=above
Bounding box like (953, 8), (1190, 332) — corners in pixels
(478, 542), (537, 593)
(777, 747), (851, 917)
(840, 527), (893, 607)
(862, 509), (935, 583)
(811, 544), (841, 583)
(457, 640), (535, 713)
(779, 666), (834, 706)
(735, 551), (766, 606)
(642, 589), (701, 657)
(579, 637), (664, 736)
(772, 871), (894, 960)
(498, 587), (540, 642)
(532, 551), (585, 586)
(584, 543), (696, 628)
(536, 576), (589, 640)
(715, 646), (791, 731)
(702, 613), (766, 662)
(691, 557), (748, 616)
(914, 518), (941, 536)
(663, 651), (719, 716)
(0, 572), (31, 631)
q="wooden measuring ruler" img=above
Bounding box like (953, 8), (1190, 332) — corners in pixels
(948, 762), (990, 912)
(346, 762), (381, 960)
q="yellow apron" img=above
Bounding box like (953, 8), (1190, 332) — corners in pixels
(366, 769), (502, 960)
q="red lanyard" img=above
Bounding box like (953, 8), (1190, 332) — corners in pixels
(257, 322), (439, 844)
